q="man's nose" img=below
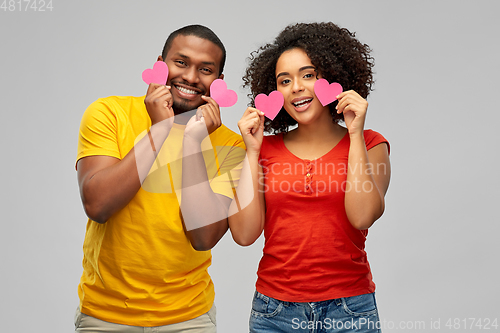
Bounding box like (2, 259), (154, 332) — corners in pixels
(181, 67), (200, 84)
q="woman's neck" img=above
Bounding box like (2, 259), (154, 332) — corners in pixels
(289, 118), (346, 143)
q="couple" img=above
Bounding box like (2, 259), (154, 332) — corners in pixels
(75, 23), (390, 333)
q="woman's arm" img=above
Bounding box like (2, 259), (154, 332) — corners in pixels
(336, 90), (391, 229)
(227, 108), (267, 246)
(345, 136), (390, 229)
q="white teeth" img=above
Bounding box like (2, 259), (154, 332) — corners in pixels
(293, 99), (312, 107)
(177, 86), (198, 95)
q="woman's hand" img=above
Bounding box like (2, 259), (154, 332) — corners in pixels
(237, 107), (265, 155)
(336, 90), (368, 137)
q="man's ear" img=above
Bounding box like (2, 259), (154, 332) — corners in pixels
(157, 55), (164, 62)
(218, 73), (224, 80)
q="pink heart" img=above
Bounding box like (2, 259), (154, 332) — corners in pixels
(255, 91), (284, 120)
(314, 79), (343, 106)
(142, 61), (169, 85)
(210, 79), (238, 107)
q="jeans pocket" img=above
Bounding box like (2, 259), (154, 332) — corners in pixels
(341, 293), (378, 316)
(251, 291), (283, 318)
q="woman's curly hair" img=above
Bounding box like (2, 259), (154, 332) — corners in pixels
(243, 22), (375, 134)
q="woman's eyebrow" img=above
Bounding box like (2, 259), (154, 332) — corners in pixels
(276, 66), (316, 79)
(299, 65), (316, 72)
(276, 71), (289, 79)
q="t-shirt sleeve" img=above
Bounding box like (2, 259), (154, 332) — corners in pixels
(364, 129), (390, 154)
(76, 99), (121, 169)
(208, 138), (246, 199)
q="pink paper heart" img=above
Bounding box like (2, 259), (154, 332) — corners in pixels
(255, 91), (284, 120)
(314, 79), (343, 106)
(142, 61), (169, 85)
(210, 79), (238, 107)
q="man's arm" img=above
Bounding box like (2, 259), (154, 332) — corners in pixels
(180, 96), (233, 251)
(77, 84), (174, 223)
(180, 153), (232, 251)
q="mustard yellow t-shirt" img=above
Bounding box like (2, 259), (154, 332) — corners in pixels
(76, 95), (245, 326)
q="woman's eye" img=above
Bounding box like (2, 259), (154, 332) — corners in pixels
(281, 79), (291, 85)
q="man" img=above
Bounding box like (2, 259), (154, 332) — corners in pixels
(74, 24), (245, 332)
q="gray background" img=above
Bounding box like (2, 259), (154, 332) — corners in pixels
(1, 1), (499, 332)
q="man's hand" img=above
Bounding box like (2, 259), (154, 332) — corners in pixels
(184, 95), (221, 143)
(144, 83), (174, 125)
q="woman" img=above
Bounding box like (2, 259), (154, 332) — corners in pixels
(228, 22), (391, 332)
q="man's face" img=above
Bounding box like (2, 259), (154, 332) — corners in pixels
(160, 35), (224, 114)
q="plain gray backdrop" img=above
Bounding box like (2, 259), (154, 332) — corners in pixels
(1, 1), (499, 332)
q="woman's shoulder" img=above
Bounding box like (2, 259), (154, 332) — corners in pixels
(261, 133), (285, 156)
(363, 129), (384, 139)
(363, 129), (390, 153)
(262, 132), (284, 144)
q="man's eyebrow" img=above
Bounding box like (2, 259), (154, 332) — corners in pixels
(175, 52), (189, 60)
(174, 53), (216, 67)
(276, 66), (316, 79)
(201, 61), (216, 67)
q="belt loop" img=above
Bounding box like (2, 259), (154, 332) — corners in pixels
(335, 298), (342, 306)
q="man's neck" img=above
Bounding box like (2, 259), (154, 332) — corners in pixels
(173, 109), (197, 125)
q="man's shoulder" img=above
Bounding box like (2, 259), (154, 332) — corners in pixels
(90, 95), (145, 109)
(211, 124), (245, 148)
(84, 95), (146, 120)
(216, 124), (239, 137)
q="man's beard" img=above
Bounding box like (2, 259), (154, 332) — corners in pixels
(170, 81), (207, 115)
(172, 98), (199, 115)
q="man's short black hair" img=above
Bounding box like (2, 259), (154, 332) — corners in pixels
(161, 24), (226, 76)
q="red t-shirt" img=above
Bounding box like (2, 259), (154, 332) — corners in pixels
(256, 129), (389, 302)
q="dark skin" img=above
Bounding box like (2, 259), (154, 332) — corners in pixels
(77, 35), (232, 251)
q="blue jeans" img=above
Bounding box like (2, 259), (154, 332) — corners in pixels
(249, 291), (381, 333)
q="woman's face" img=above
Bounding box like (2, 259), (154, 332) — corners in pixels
(275, 48), (330, 125)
